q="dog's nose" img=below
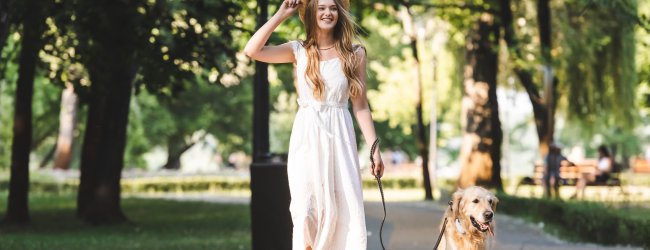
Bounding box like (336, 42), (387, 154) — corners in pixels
(484, 211), (493, 220)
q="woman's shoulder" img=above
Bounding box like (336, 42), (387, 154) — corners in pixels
(352, 44), (366, 53)
(290, 40), (306, 49)
(289, 40), (306, 58)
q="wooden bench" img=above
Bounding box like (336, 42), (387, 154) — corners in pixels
(515, 159), (625, 198)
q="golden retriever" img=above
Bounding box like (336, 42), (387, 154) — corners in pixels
(437, 186), (498, 250)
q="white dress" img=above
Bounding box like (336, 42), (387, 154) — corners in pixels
(287, 40), (367, 250)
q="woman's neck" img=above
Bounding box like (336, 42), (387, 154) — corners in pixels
(316, 30), (336, 48)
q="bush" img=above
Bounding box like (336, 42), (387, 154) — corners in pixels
(1, 176), (423, 195)
(499, 195), (650, 248)
(362, 177), (419, 189)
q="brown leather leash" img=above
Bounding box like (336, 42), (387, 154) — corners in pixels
(433, 216), (448, 250)
(369, 138), (386, 250)
(370, 138), (449, 250)
(433, 201), (453, 250)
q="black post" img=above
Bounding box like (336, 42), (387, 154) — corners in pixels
(252, 0), (270, 162)
(250, 0), (292, 249)
(250, 161), (292, 250)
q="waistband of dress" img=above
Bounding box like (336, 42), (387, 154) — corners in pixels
(297, 98), (348, 109)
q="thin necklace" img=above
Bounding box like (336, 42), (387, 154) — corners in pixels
(318, 45), (335, 50)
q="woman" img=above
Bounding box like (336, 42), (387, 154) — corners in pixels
(243, 0), (384, 249)
(573, 145), (612, 199)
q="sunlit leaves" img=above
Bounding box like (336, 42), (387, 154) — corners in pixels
(554, 0), (638, 133)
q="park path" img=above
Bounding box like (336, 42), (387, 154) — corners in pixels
(365, 201), (641, 250)
(134, 193), (642, 250)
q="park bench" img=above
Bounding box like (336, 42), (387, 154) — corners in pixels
(515, 159), (626, 199)
(632, 158), (650, 173)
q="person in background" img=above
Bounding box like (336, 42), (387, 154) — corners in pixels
(544, 143), (574, 199)
(572, 145), (612, 199)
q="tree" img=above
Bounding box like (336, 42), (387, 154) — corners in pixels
(135, 0), (244, 169)
(4, 0), (48, 224)
(499, 0), (640, 160)
(499, 0), (554, 158)
(74, 0), (245, 223)
(53, 81), (78, 170)
(457, 9), (503, 190)
(74, 0), (142, 224)
(397, 2), (434, 200)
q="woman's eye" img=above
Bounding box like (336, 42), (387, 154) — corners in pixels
(472, 199), (479, 203)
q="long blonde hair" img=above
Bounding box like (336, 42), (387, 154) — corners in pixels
(300, 0), (364, 100)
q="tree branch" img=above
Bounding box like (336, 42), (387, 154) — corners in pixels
(406, 0), (497, 14)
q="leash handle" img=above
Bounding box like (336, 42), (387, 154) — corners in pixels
(370, 138), (381, 178)
(370, 138), (386, 250)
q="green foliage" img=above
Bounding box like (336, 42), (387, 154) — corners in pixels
(499, 195), (650, 247)
(358, 7), (463, 157)
(0, 194), (251, 249)
(555, 0), (639, 133)
(0, 34), (19, 169)
(135, 0), (244, 96)
(637, 1), (650, 118)
(269, 89), (297, 153)
(129, 73), (252, 168)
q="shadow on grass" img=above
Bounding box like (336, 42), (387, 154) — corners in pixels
(0, 194), (251, 250)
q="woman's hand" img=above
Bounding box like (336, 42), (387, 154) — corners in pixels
(371, 153), (385, 179)
(277, 0), (301, 19)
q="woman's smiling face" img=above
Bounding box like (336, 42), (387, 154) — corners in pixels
(316, 0), (338, 31)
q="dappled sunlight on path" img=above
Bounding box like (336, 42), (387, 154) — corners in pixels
(364, 201), (642, 250)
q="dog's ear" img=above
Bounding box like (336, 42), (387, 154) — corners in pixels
(451, 189), (464, 218)
(491, 196), (499, 211)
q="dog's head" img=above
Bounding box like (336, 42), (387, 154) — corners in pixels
(450, 186), (499, 236)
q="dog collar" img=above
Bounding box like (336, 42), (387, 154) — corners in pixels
(455, 219), (466, 234)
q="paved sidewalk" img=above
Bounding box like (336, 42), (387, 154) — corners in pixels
(134, 194), (642, 250)
(365, 201), (642, 250)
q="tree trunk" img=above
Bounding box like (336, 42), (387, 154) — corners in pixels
(76, 0), (138, 224)
(458, 13), (503, 191)
(39, 141), (57, 168)
(500, 0), (552, 156)
(412, 40), (433, 200)
(4, 0), (46, 224)
(53, 84), (78, 170)
(428, 54), (438, 197)
(537, 0), (555, 154)
(77, 62), (135, 224)
(161, 134), (200, 170)
(162, 153), (182, 170)
(400, 6), (433, 200)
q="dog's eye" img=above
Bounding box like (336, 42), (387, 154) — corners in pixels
(488, 199), (493, 204)
(472, 199), (479, 203)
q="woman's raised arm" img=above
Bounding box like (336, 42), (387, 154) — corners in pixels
(243, 0), (301, 63)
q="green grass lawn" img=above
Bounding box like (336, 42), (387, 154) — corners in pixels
(0, 194), (251, 250)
